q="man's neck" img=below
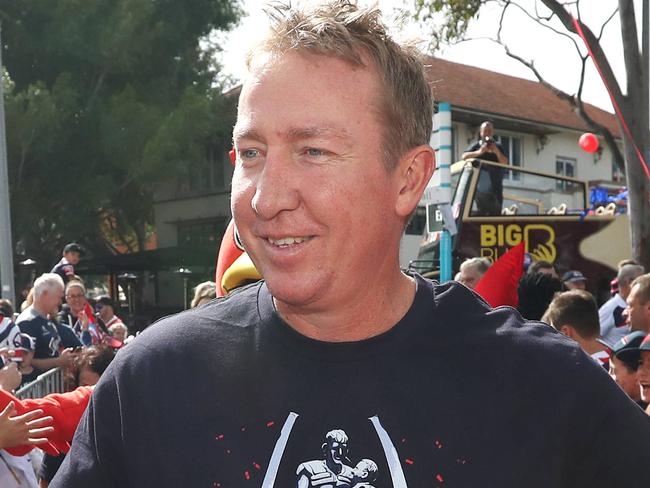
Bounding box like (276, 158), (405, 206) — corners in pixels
(31, 303), (50, 319)
(275, 272), (416, 342)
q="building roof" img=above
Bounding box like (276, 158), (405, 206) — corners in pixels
(424, 57), (620, 138)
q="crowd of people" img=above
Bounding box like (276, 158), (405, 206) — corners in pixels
(457, 254), (650, 414)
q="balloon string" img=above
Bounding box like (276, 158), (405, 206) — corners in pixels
(571, 14), (650, 180)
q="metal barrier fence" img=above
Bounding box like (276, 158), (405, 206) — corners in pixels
(15, 367), (65, 400)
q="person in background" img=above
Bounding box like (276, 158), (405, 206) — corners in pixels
(562, 270), (587, 291)
(190, 281), (217, 308)
(50, 244), (84, 285)
(457, 258), (491, 290)
(15, 333), (38, 387)
(59, 282), (102, 346)
(527, 260), (558, 278)
(618, 334), (650, 415)
(95, 296), (125, 332)
(625, 274), (650, 334)
(599, 264), (645, 344)
(16, 274), (79, 374)
(461, 121), (509, 215)
(0, 299), (20, 351)
(108, 323), (127, 342)
(599, 331), (647, 408)
(542, 290), (603, 355)
(39, 346), (115, 488)
(518, 272), (563, 321)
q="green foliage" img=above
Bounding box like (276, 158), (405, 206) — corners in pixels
(1, 0), (240, 269)
(412, 0), (484, 48)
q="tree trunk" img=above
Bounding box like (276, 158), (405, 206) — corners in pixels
(623, 130), (650, 271)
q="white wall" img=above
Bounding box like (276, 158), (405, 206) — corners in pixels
(453, 121), (619, 184)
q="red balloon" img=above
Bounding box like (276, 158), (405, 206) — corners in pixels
(579, 132), (599, 153)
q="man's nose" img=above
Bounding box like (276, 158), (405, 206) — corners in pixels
(251, 152), (300, 219)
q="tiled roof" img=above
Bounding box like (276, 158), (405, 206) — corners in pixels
(424, 57), (620, 137)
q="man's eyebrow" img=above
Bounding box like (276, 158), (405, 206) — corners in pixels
(284, 126), (351, 142)
(232, 127), (263, 142)
(232, 126), (351, 143)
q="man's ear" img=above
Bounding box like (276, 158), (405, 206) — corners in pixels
(559, 324), (575, 339)
(394, 145), (436, 218)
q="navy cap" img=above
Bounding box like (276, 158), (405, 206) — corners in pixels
(63, 242), (84, 255)
(616, 333), (650, 368)
(562, 270), (586, 283)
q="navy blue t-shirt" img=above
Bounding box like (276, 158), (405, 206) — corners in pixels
(52, 276), (650, 487)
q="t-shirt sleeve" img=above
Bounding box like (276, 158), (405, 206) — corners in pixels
(49, 364), (126, 487)
(464, 141), (480, 153)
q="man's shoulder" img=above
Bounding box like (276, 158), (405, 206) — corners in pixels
(16, 307), (43, 327)
(296, 459), (327, 475)
(599, 294), (625, 313)
(427, 277), (575, 359)
(125, 281), (266, 351)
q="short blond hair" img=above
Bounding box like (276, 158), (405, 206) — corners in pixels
(247, 0), (432, 170)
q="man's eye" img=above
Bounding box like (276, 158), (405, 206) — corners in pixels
(305, 148), (324, 157)
(241, 149), (260, 159)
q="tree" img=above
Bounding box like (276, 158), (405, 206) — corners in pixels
(412, 0), (650, 271)
(0, 0), (240, 272)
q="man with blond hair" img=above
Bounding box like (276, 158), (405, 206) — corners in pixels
(54, 2), (650, 487)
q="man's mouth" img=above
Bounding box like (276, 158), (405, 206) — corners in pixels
(267, 236), (313, 247)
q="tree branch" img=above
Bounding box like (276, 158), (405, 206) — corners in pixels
(539, 0), (625, 105)
(506, 1), (582, 52)
(500, 40), (625, 171)
(597, 7), (619, 42)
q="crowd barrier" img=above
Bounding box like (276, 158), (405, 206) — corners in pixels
(15, 367), (65, 400)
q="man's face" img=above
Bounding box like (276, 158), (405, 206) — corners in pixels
(232, 52), (406, 309)
(609, 356), (640, 401)
(98, 303), (112, 322)
(479, 123), (493, 139)
(458, 268), (483, 289)
(625, 285), (650, 332)
(327, 440), (347, 465)
(40, 286), (64, 316)
(65, 286), (87, 315)
(565, 280), (586, 291)
(636, 351), (650, 403)
(65, 251), (81, 265)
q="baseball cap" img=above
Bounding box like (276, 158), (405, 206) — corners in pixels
(63, 242), (84, 255)
(562, 270), (586, 283)
(96, 296), (115, 309)
(616, 333), (650, 368)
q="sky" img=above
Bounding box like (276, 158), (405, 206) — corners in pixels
(216, 0), (643, 114)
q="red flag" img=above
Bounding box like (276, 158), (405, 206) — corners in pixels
(474, 242), (525, 308)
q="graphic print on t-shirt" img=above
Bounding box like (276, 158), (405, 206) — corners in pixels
(261, 412), (407, 488)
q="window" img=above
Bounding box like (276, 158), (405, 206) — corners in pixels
(612, 161), (625, 183)
(177, 220), (226, 248)
(181, 144), (229, 194)
(496, 135), (522, 181)
(556, 156), (576, 191)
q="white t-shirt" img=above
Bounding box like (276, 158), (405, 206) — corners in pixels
(599, 294), (629, 344)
